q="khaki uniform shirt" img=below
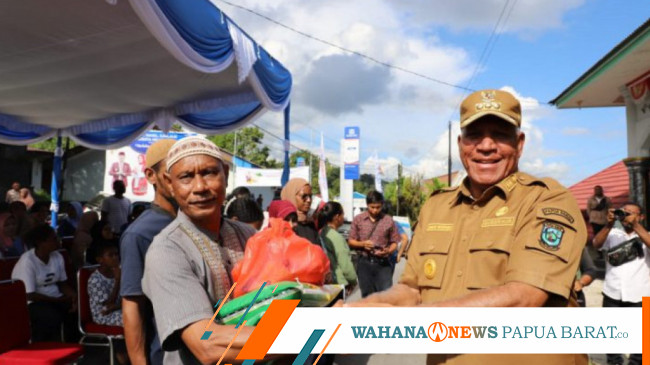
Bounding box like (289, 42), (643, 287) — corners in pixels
(400, 172), (587, 365)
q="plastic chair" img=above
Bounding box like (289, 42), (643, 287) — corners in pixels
(77, 266), (124, 365)
(0, 256), (19, 281)
(0, 279), (84, 364)
(57, 249), (76, 289)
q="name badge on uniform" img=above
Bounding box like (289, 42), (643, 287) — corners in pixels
(481, 217), (515, 228)
(426, 223), (453, 232)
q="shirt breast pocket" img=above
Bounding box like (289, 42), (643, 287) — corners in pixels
(466, 230), (513, 289)
(416, 231), (452, 289)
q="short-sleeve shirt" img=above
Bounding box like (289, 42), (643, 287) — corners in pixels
(142, 211), (255, 365)
(400, 173), (587, 365)
(101, 196), (131, 233)
(12, 249), (66, 300)
(6, 189), (20, 203)
(88, 270), (123, 326)
(120, 205), (174, 365)
(349, 212), (400, 252)
(600, 227), (650, 302)
(120, 206), (175, 297)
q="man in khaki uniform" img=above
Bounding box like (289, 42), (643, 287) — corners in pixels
(350, 89), (587, 365)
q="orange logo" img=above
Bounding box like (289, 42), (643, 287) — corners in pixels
(428, 322), (449, 342)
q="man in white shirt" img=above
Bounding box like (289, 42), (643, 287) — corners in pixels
(593, 202), (650, 365)
(102, 180), (131, 234)
(12, 224), (77, 341)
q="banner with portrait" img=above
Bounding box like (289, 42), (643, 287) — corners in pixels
(103, 130), (192, 201)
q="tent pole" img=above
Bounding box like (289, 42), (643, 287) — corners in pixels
(281, 103), (291, 186)
(50, 132), (62, 228)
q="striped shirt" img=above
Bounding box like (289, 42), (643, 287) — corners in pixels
(349, 212), (400, 251)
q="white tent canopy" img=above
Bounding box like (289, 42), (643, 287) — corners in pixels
(0, 0), (293, 223)
(0, 0), (292, 148)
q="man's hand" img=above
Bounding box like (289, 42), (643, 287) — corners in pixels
(350, 284), (421, 307)
(374, 243), (397, 258)
(573, 280), (583, 292)
(181, 320), (256, 364)
(362, 240), (374, 251)
(343, 301), (395, 307)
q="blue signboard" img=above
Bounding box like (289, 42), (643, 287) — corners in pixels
(344, 164), (360, 180)
(129, 130), (194, 154)
(343, 126), (360, 180)
(344, 126), (360, 140)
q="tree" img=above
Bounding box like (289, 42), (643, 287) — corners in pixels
(207, 127), (281, 168)
(425, 177), (448, 195)
(384, 175), (428, 222)
(29, 137), (76, 152)
(353, 174), (376, 196)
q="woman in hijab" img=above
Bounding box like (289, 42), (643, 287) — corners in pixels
(281, 178), (319, 244)
(72, 211), (99, 269)
(19, 188), (35, 211)
(57, 202), (83, 238)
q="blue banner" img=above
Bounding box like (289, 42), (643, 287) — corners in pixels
(344, 164), (360, 180)
(129, 130), (193, 154)
(344, 126), (360, 140)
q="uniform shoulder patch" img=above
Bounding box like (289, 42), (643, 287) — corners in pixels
(539, 222), (564, 251)
(541, 207), (575, 224)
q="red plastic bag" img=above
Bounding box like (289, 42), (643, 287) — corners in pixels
(232, 218), (330, 297)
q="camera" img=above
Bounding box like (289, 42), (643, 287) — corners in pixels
(613, 209), (630, 221)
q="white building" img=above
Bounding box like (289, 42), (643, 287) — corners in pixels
(552, 18), (650, 214)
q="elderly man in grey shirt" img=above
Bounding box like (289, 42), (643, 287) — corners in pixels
(142, 137), (256, 364)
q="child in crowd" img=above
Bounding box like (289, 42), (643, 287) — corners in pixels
(88, 242), (122, 326)
(268, 200), (298, 227)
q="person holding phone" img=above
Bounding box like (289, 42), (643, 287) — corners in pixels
(592, 202), (650, 365)
(347, 190), (400, 297)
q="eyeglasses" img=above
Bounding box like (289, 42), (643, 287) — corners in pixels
(298, 194), (312, 201)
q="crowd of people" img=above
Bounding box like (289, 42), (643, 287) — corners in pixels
(1, 89), (647, 365)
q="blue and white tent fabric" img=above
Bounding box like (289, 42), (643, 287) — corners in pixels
(1, 0), (292, 225)
(0, 0), (291, 149)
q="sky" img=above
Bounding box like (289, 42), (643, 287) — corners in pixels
(214, 0), (649, 187)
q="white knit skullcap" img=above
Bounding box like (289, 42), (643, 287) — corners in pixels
(166, 136), (223, 172)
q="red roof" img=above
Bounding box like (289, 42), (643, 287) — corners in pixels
(568, 161), (629, 211)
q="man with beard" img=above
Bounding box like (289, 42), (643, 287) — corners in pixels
(593, 202), (649, 365)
